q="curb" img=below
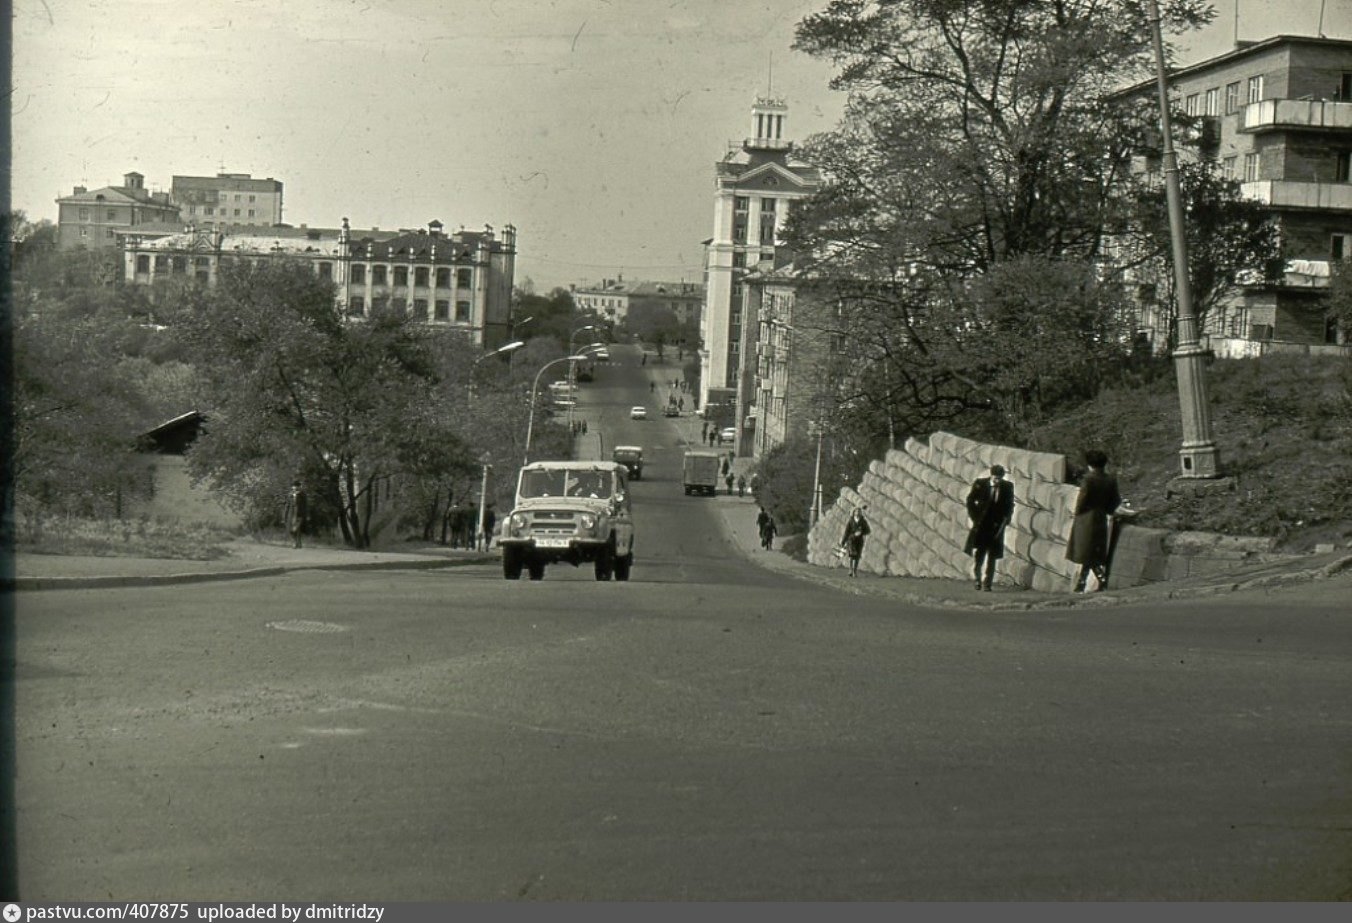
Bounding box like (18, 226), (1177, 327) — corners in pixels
(6, 554), (495, 592)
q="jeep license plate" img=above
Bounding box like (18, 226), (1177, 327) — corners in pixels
(535, 537), (571, 548)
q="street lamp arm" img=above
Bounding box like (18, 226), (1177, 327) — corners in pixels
(523, 354), (590, 467)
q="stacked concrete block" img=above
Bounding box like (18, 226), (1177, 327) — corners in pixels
(808, 431), (1083, 590)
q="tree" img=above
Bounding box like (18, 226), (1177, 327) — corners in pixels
(1328, 260), (1352, 343)
(175, 259), (467, 547)
(1120, 161), (1283, 346)
(779, 0), (1213, 450)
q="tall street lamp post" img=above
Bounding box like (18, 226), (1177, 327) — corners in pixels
(475, 450), (493, 552)
(523, 352), (598, 466)
(469, 340), (525, 399)
(1145, 0), (1223, 485)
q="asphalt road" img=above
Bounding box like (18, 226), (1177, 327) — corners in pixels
(13, 345), (1352, 900)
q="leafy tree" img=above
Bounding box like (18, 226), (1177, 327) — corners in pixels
(1328, 259), (1352, 341)
(175, 259), (470, 547)
(1120, 161), (1283, 347)
(623, 301), (680, 351)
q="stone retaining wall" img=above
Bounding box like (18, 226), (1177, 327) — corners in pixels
(806, 431), (1279, 592)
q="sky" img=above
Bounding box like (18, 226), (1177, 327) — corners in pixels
(11, 0), (1352, 291)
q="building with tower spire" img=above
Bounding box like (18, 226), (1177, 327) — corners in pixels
(698, 96), (820, 430)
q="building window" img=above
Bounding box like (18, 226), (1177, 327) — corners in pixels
(1204, 88), (1218, 117)
(732, 252), (746, 269)
(734, 222), (747, 242)
(414, 266), (429, 287)
(761, 197), (776, 213)
(136, 254), (150, 273)
(1247, 75), (1263, 104)
(1337, 151), (1352, 183)
(759, 219), (776, 246)
(434, 299), (450, 320)
(348, 296), (365, 316)
(233, 209), (240, 217)
(435, 267), (450, 287)
(351, 264), (366, 285)
(734, 196), (749, 212)
(248, 209), (255, 218)
(1222, 156), (1237, 179)
(318, 262), (333, 279)
(79, 207), (89, 220)
(394, 266), (408, 287)
(372, 265), (387, 285)
(1225, 81), (1241, 114)
(172, 256), (187, 274)
(205, 207), (214, 215)
(1243, 152), (1260, 182)
(1184, 93), (1199, 116)
(1333, 234), (1350, 260)
(413, 298), (428, 318)
(391, 298), (407, 315)
(249, 195), (256, 202)
(455, 300), (471, 322)
(457, 268), (472, 288)
(154, 254), (168, 272)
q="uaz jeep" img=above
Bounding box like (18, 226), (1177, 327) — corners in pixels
(499, 461), (635, 581)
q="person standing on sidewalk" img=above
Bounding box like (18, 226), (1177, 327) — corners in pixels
(481, 505), (497, 552)
(840, 507), (871, 577)
(1065, 450), (1121, 592)
(737, 474), (746, 497)
(964, 464), (1014, 590)
(284, 480), (307, 549)
(725, 471), (735, 495)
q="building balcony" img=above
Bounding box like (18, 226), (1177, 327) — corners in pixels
(1241, 180), (1352, 212)
(1240, 98), (1352, 133)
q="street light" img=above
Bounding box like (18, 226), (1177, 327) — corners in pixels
(523, 350), (602, 466)
(475, 450), (493, 553)
(468, 340), (525, 399)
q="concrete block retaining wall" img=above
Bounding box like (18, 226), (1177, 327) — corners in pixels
(806, 431), (1279, 593)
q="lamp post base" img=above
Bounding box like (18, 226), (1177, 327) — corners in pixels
(1166, 473), (1237, 499)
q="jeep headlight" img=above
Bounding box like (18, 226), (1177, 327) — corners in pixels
(578, 513), (596, 532)
(511, 512), (529, 534)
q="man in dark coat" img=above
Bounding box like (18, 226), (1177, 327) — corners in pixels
(756, 506), (777, 550)
(964, 464), (1014, 590)
(285, 481), (307, 548)
(840, 507), (871, 577)
(1066, 450), (1122, 592)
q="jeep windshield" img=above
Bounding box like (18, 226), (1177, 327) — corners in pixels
(518, 468), (614, 500)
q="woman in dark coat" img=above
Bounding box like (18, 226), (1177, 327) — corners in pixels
(840, 507), (871, 577)
(1066, 449), (1122, 592)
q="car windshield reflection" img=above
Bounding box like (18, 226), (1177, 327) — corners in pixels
(519, 469), (614, 500)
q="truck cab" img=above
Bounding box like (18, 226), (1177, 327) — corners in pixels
(612, 445), (643, 480)
(499, 461), (635, 581)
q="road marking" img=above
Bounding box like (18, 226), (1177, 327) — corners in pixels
(266, 619), (349, 633)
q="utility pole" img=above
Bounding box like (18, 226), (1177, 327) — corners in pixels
(1145, 0), (1225, 486)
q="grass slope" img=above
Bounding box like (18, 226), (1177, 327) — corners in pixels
(1027, 355), (1352, 551)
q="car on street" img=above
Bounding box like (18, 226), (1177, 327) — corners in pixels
(662, 405), (680, 417)
(594, 348), (610, 360)
(498, 461), (635, 581)
(719, 426), (736, 443)
(630, 406), (648, 420)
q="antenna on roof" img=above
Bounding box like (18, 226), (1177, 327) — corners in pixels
(768, 51), (773, 95)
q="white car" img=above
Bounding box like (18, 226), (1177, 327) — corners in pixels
(719, 427), (736, 443)
(630, 406), (648, 420)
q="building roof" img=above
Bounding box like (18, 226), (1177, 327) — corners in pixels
(123, 222), (513, 261)
(57, 184), (176, 207)
(172, 173), (283, 193)
(1112, 33), (1352, 99)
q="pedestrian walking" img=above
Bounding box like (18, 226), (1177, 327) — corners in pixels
(964, 464), (1015, 590)
(284, 480), (308, 548)
(756, 506), (777, 550)
(702, 421), (709, 442)
(481, 505), (497, 552)
(737, 474), (746, 497)
(1065, 450), (1122, 592)
(749, 473), (760, 497)
(840, 507), (870, 577)
(725, 472), (735, 495)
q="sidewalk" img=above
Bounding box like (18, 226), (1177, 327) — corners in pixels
(706, 492), (1352, 611)
(7, 538), (493, 592)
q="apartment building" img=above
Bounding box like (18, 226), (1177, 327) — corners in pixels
(122, 218), (517, 347)
(172, 172), (284, 226)
(55, 172), (180, 250)
(699, 97), (820, 416)
(1116, 35), (1352, 350)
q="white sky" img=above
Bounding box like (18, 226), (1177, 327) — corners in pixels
(12, 0), (1351, 291)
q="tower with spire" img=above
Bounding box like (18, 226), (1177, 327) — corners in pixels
(697, 96), (820, 422)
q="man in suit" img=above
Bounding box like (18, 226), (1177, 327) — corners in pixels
(964, 464), (1014, 591)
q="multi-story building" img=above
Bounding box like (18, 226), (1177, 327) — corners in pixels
(699, 97), (820, 417)
(741, 262), (844, 460)
(573, 277), (703, 327)
(1115, 34), (1352, 351)
(55, 171), (180, 250)
(122, 218), (517, 347)
(172, 172), (284, 227)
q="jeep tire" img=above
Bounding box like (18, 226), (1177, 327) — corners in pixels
(503, 546), (524, 580)
(614, 552), (632, 582)
(594, 539), (615, 581)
